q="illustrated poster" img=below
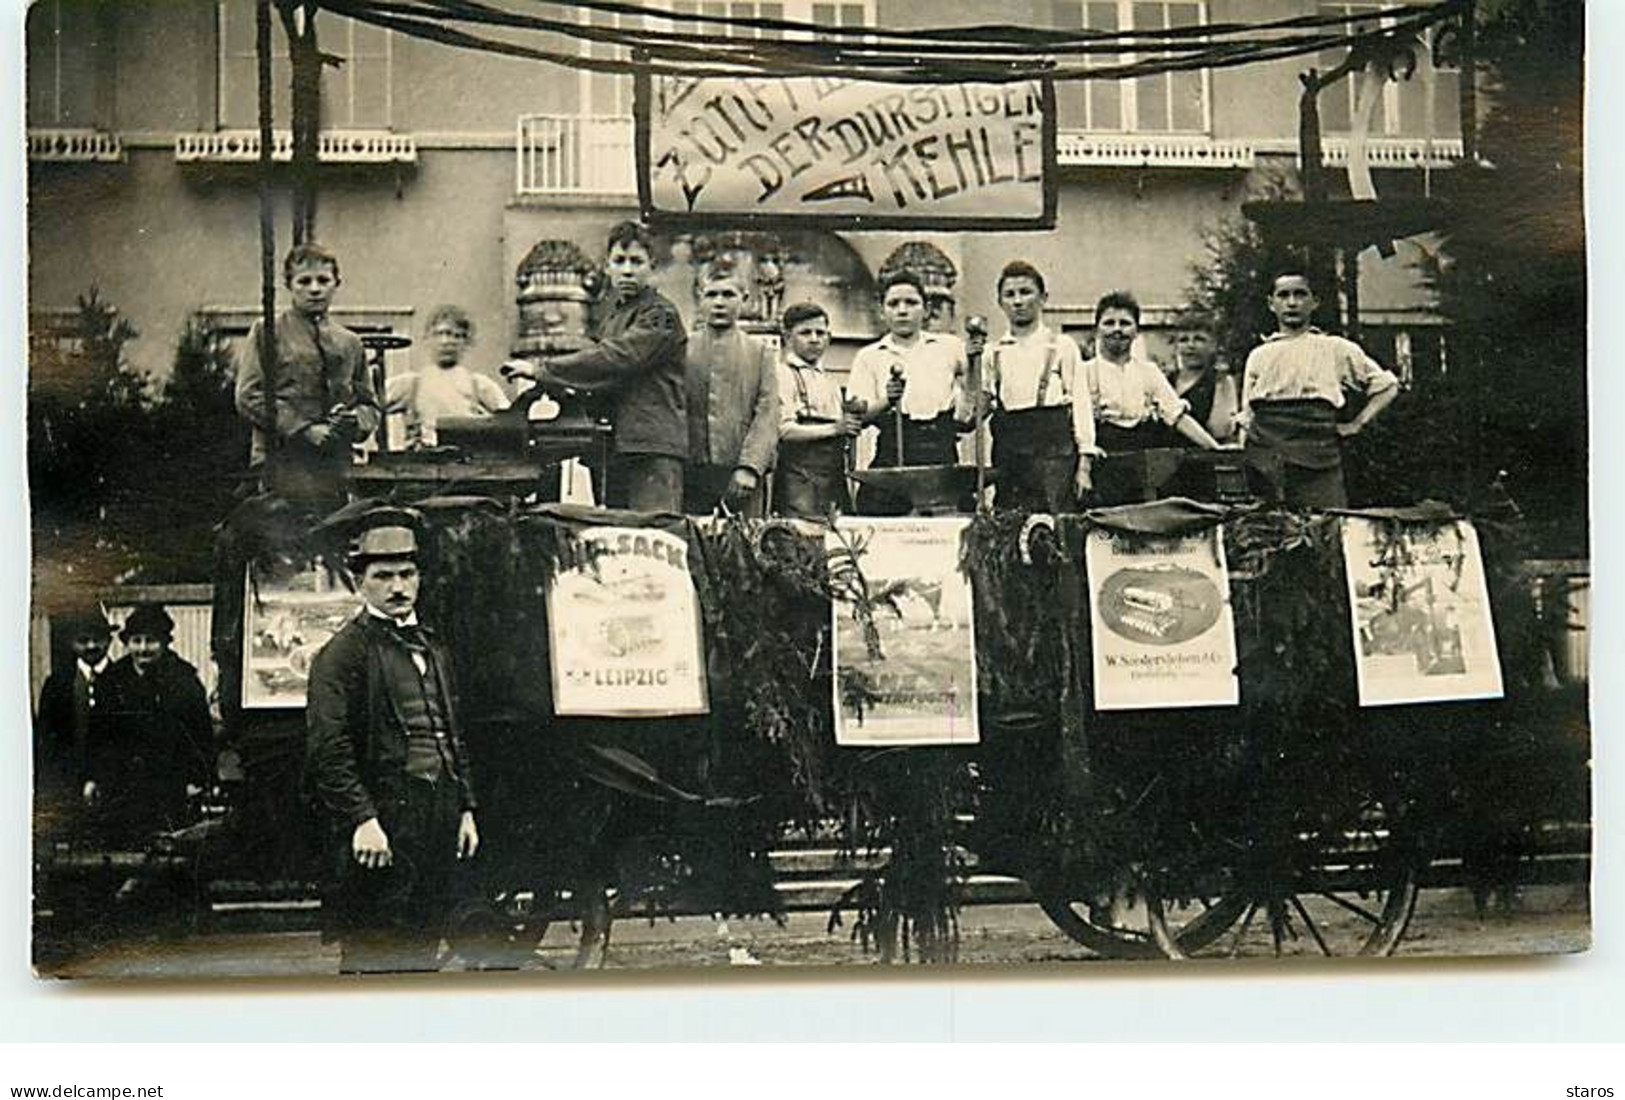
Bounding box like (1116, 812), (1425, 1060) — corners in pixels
(243, 561), (363, 709)
(830, 518), (979, 746)
(547, 525), (709, 717)
(1085, 526), (1239, 710)
(1341, 517), (1504, 707)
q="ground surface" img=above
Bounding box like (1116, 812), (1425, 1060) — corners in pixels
(34, 884), (1590, 981)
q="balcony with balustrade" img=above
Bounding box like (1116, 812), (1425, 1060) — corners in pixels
(513, 113), (1465, 198)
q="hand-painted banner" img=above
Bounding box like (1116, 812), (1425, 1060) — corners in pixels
(638, 74), (1057, 230)
(243, 561), (362, 709)
(830, 517), (980, 746)
(1341, 517), (1504, 707)
(1085, 526), (1239, 711)
(547, 525), (710, 717)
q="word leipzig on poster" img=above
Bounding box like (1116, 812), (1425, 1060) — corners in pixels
(242, 561), (362, 710)
(1341, 517), (1504, 707)
(830, 518), (980, 746)
(638, 73), (1057, 229)
(1085, 526), (1240, 711)
(547, 526), (710, 717)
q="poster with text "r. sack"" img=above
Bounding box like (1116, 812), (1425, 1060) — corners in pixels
(547, 525), (709, 718)
(1085, 525), (1239, 710)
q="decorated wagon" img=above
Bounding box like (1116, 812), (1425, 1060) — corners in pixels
(129, 469), (1583, 969)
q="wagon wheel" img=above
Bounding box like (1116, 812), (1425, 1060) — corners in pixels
(1035, 888), (1164, 959)
(1147, 806), (1422, 960)
(446, 877), (612, 970)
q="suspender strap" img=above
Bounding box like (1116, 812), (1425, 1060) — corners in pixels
(1034, 335), (1062, 407)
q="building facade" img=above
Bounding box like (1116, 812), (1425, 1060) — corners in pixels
(27, 0), (1463, 397)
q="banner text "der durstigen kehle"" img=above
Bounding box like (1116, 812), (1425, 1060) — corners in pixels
(649, 77), (1048, 220)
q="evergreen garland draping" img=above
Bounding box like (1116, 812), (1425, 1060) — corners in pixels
(211, 497), (1586, 961)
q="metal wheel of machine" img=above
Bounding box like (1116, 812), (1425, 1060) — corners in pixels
(1146, 809), (1422, 960)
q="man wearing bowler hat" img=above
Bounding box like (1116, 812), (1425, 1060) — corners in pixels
(305, 511), (479, 974)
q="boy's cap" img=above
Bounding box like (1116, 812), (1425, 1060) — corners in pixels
(60, 610), (112, 640)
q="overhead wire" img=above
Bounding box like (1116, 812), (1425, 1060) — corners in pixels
(312, 0), (1463, 86)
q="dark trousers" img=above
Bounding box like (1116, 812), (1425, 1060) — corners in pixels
(857, 413), (959, 515)
(1245, 400), (1347, 509)
(774, 438), (850, 518)
(336, 775), (464, 975)
(604, 453), (685, 513)
(992, 406), (1077, 514)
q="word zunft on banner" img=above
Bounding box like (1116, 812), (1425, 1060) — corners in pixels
(547, 525), (709, 717)
(1085, 526), (1240, 711)
(637, 73), (1057, 229)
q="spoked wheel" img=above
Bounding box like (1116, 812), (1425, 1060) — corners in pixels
(446, 879), (613, 970)
(1148, 811), (1422, 960)
(1033, 877), (1166, 960)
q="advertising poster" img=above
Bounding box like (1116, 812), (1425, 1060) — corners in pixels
(242, 561), (363, 709)
(1085, 526), (1239, 710)
(1341, 517), (1504, 707)
(547, 525), (709, 717)
(830, 518), (979, 746)
(639, 74), (1057, 229)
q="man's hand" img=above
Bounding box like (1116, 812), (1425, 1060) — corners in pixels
(457, 811), (480, 860)
(303, 422), (335, 450)
(725, 467), (761, 505)
(352, 817), (392, 870)
(1336, 421), (1364, 439)
(1074, 456), (1094, 501)
(500, 359), (538, 383)
(837, 411), (864, 438)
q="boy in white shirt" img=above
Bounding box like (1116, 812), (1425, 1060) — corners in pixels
(385, 305), (510, 447)
(847, 271), (975, 514)
(977, 261), (1095, 512)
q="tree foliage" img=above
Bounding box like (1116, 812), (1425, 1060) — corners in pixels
(29, 295), (248, 595)
(1429, 0), (1586, 552)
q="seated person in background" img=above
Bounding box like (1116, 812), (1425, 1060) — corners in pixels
(234, 242), (381, 507)
(504, 221), (688, 513)
(1239, 272), (1400, 509)
(683, 265), (780, 516)
(384, 305), (510, 447)
(1082, 290), (1224, 457)
(846, 271), (975, 515)
(977, 260), (1095, 513)
(1166, 317), (1241, 445)
(774, 302), (863, 518)
(94, 605), (215, 844)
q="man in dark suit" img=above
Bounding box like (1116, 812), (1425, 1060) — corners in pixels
(305, 514), (479, 974)
(34, 610), (113, 820)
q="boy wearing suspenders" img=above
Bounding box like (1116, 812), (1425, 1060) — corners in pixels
(979, 261), (1096, 512)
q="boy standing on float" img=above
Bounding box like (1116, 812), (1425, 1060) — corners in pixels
(976, 260), (1095, 512)
(846, 270), (977, 514)
(1239, 272), (1399, 508)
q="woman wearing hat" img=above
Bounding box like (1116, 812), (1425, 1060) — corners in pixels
(94, 603), (215, 844)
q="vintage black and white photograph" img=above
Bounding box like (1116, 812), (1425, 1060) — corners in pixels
(25, 0), (1590, 980)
